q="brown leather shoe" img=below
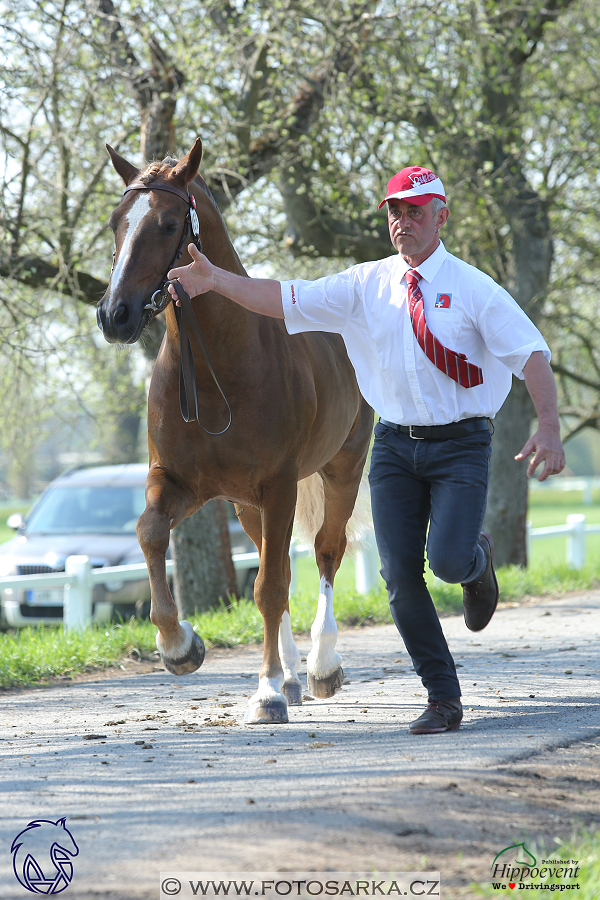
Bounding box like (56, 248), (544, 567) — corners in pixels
(462, 532), (499, 632)
(409, 698), (463, 734)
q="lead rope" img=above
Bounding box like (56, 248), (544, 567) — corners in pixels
(171, 279), (233, 433)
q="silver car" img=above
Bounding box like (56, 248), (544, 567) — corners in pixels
(0, 464), (256, 627)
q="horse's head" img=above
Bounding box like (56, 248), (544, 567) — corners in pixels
(97, 138), (203, 344)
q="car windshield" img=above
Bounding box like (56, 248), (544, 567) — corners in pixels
(25, 485), (146, 535)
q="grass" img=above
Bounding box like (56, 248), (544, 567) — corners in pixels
(0, 619), (157, 689)
(0, 587), (393, 690)
(1, 488), (600, 689)
(3, 553), (600, 689)
(472, 828), (600, 897)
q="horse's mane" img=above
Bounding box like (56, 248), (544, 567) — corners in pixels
(138, 161), (164, 184)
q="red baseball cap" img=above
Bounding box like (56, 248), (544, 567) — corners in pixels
(378, 166), (446, 209)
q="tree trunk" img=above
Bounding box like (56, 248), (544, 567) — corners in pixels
(483, 173), (554, 565)
(171, 500), (238, 617)
(483, 378), (534, 567)
(93, 4), (237, 603)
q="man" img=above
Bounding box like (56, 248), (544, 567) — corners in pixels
(168, 166), (565, 734)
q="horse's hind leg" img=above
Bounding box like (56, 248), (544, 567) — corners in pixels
(279, 596), (303, 705)
(244, 477), (297, 724)
(306, 472), (349, 698)
(137, 469), (205, 675)
(308, 426), (371, 698)
(236, 502), (302, 707)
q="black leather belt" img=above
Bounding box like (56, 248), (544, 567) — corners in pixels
(379, 417), (490, 440)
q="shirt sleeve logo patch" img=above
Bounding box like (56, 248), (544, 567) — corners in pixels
(291, 284), (296, 304)
(435, 292), (452, 308)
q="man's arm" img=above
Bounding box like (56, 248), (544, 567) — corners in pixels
(168, 244), (284, 318)
(515, 351), (566, 482)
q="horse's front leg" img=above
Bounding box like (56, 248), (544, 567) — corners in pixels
(245, 479), (297, 725)
(237, 503), (302, 708)
(137, 471), (205, 675)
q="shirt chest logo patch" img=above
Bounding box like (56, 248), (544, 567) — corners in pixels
(435, 292), (452, 308)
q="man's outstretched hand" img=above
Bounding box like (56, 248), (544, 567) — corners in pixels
(515, 427), (566, 482)
(168, 246), (285, 319)
(168, 244), (215, 305)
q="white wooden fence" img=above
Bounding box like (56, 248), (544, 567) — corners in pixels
(0, 531), (382, 631)
(3, 516), (599, 631)
(529, 475), (600, 506)
(527, 514), (600, 569)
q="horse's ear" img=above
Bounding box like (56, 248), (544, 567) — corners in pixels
(106, 145), (140, 186)
(170, 138), (203, 186)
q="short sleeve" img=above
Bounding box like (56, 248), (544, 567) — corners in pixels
(281, 270), (354, 335)
(477, 285), (551, 379)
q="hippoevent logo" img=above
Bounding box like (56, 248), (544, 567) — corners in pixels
(11, 818), (79, 894)
(490, 842), (581, 891)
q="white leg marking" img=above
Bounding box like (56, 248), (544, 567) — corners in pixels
(110, 193), (152, 295)
(249, 674), (285, 706)
(156, 619), (194, 657)
(307, 575), (342, 679)
(245, 674), (288, 723)
(278, 610), (301, 685)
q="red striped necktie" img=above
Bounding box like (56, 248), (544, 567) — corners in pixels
(406, 269), (483, 388)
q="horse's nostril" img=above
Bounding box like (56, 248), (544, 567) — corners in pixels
(115, 304), (130, 326)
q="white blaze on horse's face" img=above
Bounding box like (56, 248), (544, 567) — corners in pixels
(110, 193), (152, 296)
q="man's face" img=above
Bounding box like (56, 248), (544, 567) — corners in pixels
(387, 198), (448, 263)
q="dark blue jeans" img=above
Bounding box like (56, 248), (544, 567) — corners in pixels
(368, 421), (492, 700)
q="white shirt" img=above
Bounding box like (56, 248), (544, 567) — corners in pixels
(281, 241), (550, 426)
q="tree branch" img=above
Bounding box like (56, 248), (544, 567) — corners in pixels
(561, 416), (600, 443)
(552, 363), (600, 393)
(93, 0), (184, 159)
(0, 253), (107, 305)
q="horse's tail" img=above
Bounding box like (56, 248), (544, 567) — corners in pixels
(294, 472), (372, 553)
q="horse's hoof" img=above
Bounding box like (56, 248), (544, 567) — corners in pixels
(282, 680), (303, 706)
(307, 666), (344, 698)
(244, 700), (289, 725)
(160, 624), (205, 675)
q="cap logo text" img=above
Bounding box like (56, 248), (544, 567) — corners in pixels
(409, 171), (437, 187)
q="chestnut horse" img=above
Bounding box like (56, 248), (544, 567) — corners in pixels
(97, 138), (373, 724)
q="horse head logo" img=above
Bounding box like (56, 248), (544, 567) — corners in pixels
(491, 842), (537, 871)
(11, 818), (79, 894)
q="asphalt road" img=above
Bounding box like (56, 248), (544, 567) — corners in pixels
(1, 590), (600, 899)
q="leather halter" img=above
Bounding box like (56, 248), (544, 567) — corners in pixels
(120, 181), (232, 434)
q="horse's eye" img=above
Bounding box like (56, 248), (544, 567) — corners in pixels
(165, 223), (178, 235)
